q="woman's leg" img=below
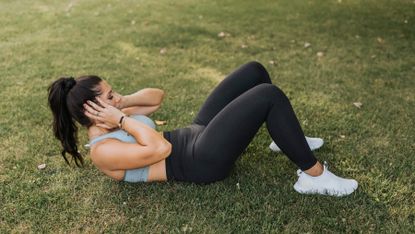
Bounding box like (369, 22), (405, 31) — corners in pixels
(192, 61), (272, 126)
(192, 83), (317, 182)
(191, 83), (358, 197)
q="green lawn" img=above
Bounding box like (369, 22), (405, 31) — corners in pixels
(1, 0), (414, 232)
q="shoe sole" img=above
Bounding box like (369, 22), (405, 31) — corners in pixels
(293, 182), (358, 197)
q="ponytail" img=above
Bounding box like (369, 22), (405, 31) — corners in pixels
(47, 75), (102, 167)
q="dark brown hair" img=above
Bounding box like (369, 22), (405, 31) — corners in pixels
(47, 75), (102, 167)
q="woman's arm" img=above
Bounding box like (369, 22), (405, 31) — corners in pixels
(118, 88), (164, 116)
(121, 104), (161, 116)
(91, 137), (171, 171)
(85, 99), (171, 170)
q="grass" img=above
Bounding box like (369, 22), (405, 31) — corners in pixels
(1, 0), (414, 232)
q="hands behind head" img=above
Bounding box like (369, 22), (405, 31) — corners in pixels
(84, 97), (125, 129)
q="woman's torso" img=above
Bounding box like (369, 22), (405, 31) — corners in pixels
(88, 117), (168, 182)
(92, 132), (167, 182)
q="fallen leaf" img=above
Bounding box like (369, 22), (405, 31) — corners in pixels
(377, 37), (385, 44)
(37, 164), (46, 170)
(304, 42), (311, 48)
(155, 120), (167, 125)
(218, 32), (230, 38)
(353, 102), (363, 108)
(160, 48), (167, 54)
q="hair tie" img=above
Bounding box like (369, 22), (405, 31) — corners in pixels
(63, 76), (76, 93)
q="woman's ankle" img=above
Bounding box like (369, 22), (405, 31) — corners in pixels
(304, 161), (324, 177)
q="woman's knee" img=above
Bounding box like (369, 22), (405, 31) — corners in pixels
(245, 61), (271, 81)
(255, 83), (289, 103)
(246, 60), (265, 71)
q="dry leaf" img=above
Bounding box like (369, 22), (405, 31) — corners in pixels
(218, 32), (230, 38)
(160, 48), (167, 54)
(155, 120), (167, 125)
(377, 37), (385, 44)
(353, 102), (363, 108)
(37, 163), (46, 170)
(304, 42), (311, 48)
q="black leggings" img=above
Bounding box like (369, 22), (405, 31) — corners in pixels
(163, 61), (317, 184)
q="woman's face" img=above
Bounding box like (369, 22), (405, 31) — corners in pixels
(96, 80), (123, 108)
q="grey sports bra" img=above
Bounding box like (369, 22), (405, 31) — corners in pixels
(88, 114), (157, 182)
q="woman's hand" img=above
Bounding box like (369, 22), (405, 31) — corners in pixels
(84, 97), (126, 129)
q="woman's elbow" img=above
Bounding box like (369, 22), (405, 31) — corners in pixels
(157, 141), (172, 159)
(157, 89), (165, 104)
(142, 142), (172, 162)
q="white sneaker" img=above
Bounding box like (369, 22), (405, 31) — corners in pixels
(293, 161), (358, 197)
(269, 136), (324, 152)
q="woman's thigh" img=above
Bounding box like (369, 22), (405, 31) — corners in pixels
(189, 84), (280, 183)
(192, 61), (272, 126)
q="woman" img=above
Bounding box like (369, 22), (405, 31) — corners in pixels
(48, 61), (358, 197)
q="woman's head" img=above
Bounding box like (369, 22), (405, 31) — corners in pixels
(47, 75), (102, 167)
